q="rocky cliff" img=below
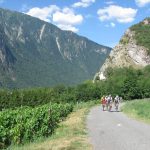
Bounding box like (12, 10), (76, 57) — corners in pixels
(95, 18), (150, 80)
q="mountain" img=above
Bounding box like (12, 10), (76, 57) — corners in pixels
(94, 18), (150, 80)
(0, 8), (111, 88)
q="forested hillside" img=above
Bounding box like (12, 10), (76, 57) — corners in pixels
(0, 8), (111, 88)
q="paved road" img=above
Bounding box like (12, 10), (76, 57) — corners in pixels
(87, 106), (150, 150)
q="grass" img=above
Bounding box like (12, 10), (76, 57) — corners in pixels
(122, 99), (150, 124)
(8, 101), (98, 150)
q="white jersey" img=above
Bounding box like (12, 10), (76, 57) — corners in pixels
(114, 96), (120, 103)
(108, 96), (113, 104)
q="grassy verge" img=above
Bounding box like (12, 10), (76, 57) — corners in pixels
(8, 101), (98, 150)
(122, 99), (150, 124)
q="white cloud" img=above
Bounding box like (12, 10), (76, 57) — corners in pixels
(57, 24), (79, 32)
(53, 7), (83, 32)
(97, 5), (137, 23)
(105, 22), (116, 28)
(105, 1), (115, 5)
(135, 0), (150, 7)
(72, 0), (95, 8)
(53, 8), (83, 25)
(110, 22), (115, 27)
(26, 6), (83, 33)
(26, 5), (60, 22)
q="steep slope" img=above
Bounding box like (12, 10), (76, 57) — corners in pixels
(95, 18), (150, 80)
(0, 8), (111, 88)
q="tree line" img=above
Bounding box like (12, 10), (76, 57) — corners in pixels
(0, 65), (150, 110)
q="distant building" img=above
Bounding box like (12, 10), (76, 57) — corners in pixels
(93, 72), (106, 83)
(99, 72), (106, 80)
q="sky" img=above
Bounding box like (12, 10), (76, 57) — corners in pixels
(0, 0), (150, 48)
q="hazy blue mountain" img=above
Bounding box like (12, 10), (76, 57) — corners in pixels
(0, 8), (111, 88)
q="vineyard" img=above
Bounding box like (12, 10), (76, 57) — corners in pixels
(0, 103), (73, 149)
(0, 83), (100, 149)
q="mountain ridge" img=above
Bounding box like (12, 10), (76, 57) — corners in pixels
(0, 7), (111, 88)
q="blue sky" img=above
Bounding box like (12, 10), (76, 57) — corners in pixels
(0, 0), (150, 48)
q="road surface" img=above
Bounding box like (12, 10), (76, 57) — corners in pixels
(87, 106), (150, 150)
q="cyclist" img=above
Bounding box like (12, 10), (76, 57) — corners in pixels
(108, 95), (113, 111)
(101, 95), (106, 111)
(114, 95), (120, 111)
(105, 96), (109, 111)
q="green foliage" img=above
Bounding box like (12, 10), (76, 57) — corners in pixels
(75, 82), (101, 102)
(0, 66), (150, 111)
(0, 83), (101, 110)
(131, 18), (150, 54)
(122, 77), (140, 100)
(98, 66), (150, 100)
(137, 65), (150, 98)
(0, 103), (73, 148)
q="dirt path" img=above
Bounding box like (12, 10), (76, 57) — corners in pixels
(87, 106), (150, 150)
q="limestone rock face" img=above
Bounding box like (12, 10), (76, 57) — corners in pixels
(95, 19), (150, 81)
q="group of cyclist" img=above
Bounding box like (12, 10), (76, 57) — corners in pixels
(101, 95), (121, 111)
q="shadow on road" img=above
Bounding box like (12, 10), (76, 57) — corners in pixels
(109, 110), (121, 112)
(101, 110), (121, 113)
